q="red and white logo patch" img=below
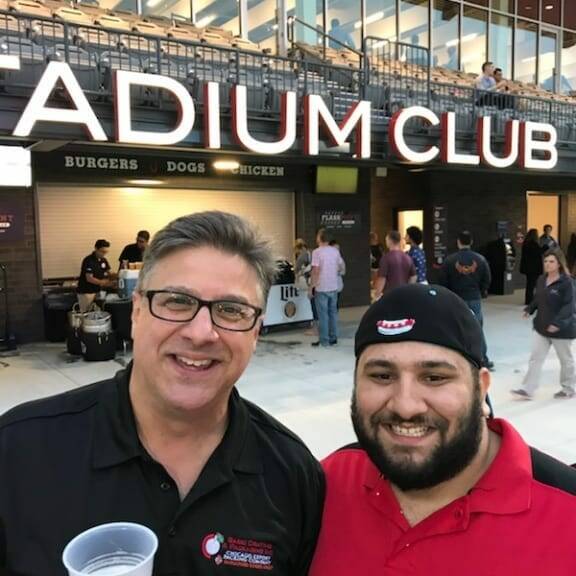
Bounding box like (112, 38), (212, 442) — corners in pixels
(376, 318), (416, 336)
(201, 532), (274, 571)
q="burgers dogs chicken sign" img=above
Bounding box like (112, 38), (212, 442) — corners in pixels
(0, 57), (558, 170)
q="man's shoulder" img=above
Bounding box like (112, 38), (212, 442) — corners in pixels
(322, 443), (373, 483)
(241, 396), (320, 468)
(0, 379), (110, 433)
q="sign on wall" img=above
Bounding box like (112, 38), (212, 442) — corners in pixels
(0, 57), (559, 170)
(0, 202), (25, 241)
(317, 210), (362, 234)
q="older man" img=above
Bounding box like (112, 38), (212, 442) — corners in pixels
(310, 284), (576, 576)
(0, 212), (324, 575)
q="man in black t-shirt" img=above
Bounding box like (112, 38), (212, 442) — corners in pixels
(119, 230), (150, 269)
(77, 239), (112, 311)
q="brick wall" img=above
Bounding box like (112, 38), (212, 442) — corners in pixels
(0, 188), (43, 343)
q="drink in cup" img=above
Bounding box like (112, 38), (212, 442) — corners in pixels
(62, 522), (158, 576)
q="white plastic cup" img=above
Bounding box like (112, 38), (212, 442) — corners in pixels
(62, 522), (158, 576)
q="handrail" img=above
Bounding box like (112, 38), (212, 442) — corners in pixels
(287, 15), (363, 62)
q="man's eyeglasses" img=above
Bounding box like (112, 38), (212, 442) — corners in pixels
(142, 290), (262, 332)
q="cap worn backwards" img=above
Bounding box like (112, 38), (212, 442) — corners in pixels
(355, 284), (484, 368)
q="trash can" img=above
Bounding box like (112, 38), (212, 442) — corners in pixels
(43, 291), (77, 342)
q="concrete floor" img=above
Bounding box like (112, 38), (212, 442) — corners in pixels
(1, 290), (575, 464)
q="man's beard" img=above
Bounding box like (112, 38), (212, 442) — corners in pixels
(351, 385), (484, 492)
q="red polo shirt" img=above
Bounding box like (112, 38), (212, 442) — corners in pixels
(309, 419), (576, 576)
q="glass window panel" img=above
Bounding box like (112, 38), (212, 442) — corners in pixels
(565, 3), (576, 31)
(489, 13), (512, 78)
(541, 0), (560, 26)
(287, 0), (323, 47)
(467, 0), (488, 5)
(539, 29), (558, 91)
(248, 0), (278, 53)
(491, 0), (513, 12)
(461, 6), (487, 74)
(517, 0), (538, 19)
(194, 0), (239, 35)
(432, 0), (459, 70)
(514, 19), (537, 84)
(327, 0), (361, 50)
(561, 31), (576, 94)
(94, 0), (138, 13)
(142, 0), (190, 20)
(399, 0), (429, 48)
(365, 0), (396, 42)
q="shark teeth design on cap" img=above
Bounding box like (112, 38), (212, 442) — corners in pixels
(376, 318), (416, 336)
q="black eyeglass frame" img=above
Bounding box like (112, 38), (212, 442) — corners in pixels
(141, 289), (263, 332)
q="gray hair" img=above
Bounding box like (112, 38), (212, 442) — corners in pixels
(138, 211), (277, 303)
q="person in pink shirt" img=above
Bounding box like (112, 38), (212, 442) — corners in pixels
(311, 229), (345, 347)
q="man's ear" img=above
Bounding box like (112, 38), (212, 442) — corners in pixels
(131, 290), (143, 339)
(479, 368), (492, 417)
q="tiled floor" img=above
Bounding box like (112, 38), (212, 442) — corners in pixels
(2, 290), (576, 464)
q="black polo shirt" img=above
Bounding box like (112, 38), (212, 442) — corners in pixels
(119, 243), (144, 264)
(0, 366), (325, 576)
(77, 252), (111, 294)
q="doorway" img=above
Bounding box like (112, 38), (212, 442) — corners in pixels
(526, 192), (560, 241)
(397, 209), (424, 250)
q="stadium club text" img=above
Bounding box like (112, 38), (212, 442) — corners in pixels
(2, 59), (558, 170)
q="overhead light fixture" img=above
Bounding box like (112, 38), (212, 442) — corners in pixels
(146, 0), (162, 7)
(355, 11), (384, 29)
(213, 160), (240, 171)
(196, 14), (217, 28)
(126, 179), (164, 185)
(544, 3), (554, 9)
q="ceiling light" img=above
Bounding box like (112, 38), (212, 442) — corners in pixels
(544, 4), (554, 9)
(196, 14), (217, 28)
(126, 179), (164, 185)
(355, 11), (384, 29)
(213, 160), (240, 171)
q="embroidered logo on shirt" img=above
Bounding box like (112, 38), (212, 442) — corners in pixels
(377, 319), (416, 335)
(455, 260), (478, 275)
(201, 532), (274, 571)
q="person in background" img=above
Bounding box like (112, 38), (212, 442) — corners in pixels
(405, 226), (427, 283)
(374, 231), (416, 299)
(77, 239), (112, 312)
(566, 233), (576, 274)
(512, 248), (576, 400)
(309, 284), (576, 576)
(329, 239), (346, 308)
(295, 238), (317, 336)
(328, 18), (355, 50)
(119, 230), (150, 269)
(370, 232), (384, 288)
(540, 224), (558, 251)
(493, 67), (514, 109)
(520, 228), (544, 305)
(475, 61), (496, 91)
(311, 229), (345, 347)
(438, 230), (493, 370)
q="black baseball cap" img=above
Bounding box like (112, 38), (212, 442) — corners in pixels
(355, 284), (484, 368)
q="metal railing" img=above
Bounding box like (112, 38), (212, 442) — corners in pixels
(1, 10), (576, 144)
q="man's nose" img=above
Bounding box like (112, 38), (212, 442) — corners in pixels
(178, 305), (220, 344)
(386, 378), (428, 421)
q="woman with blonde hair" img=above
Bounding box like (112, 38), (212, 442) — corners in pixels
(512, 248), (576, 400)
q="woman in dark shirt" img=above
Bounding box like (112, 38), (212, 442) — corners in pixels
(513, 248), (576, 400)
